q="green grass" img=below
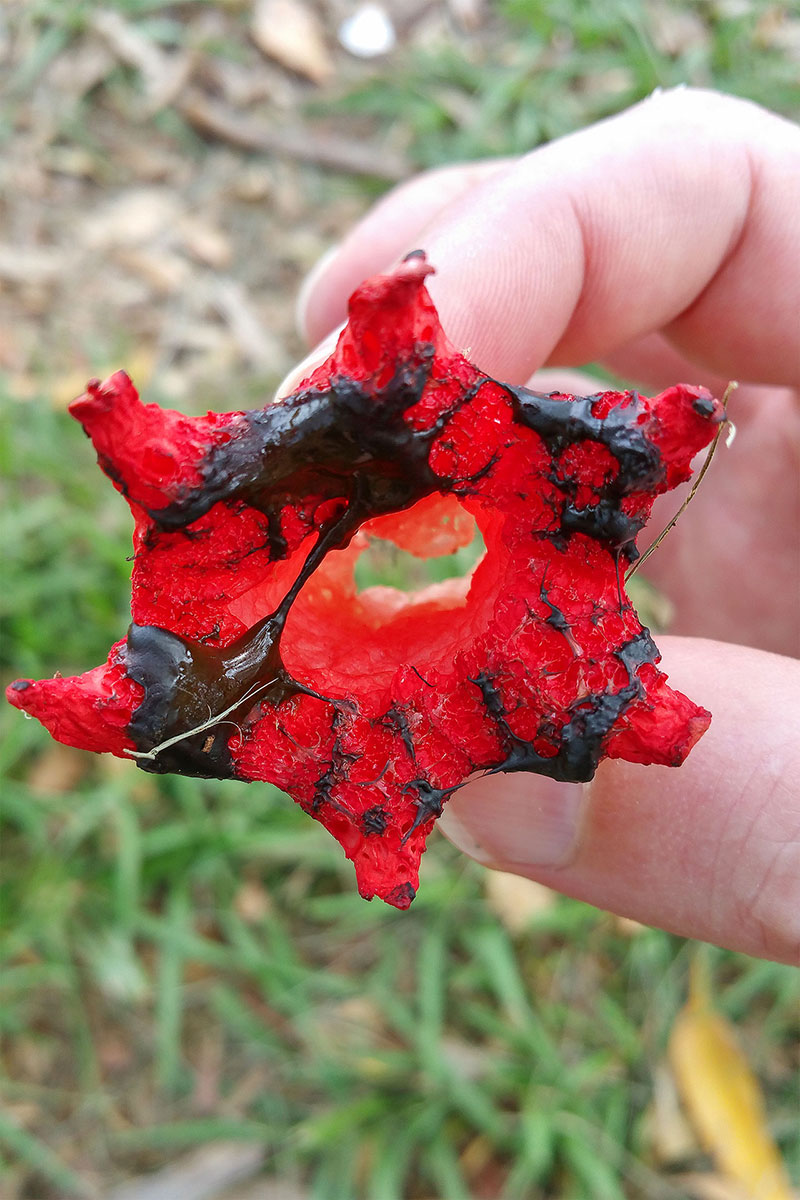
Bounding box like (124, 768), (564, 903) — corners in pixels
(353, 529), (486, 594)
(2, 1), (799, 1196)
(332, 0), (800, 169)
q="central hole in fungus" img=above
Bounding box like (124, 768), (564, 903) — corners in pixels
(279, 493), (503, 705)
(353, 526), (485, 594)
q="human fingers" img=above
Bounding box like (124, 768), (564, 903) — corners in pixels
(301, 88), (800, 388)
(597, 328), (800, 656)
(602, 332), (734, 399)
(630, 383), (799, 657)
(297, 159), (507, 342)
(438, 637), (800, 964)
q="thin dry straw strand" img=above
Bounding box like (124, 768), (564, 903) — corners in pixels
(626, 381), (737, 582)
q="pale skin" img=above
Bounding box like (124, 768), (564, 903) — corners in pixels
(290, 88), (800, 964)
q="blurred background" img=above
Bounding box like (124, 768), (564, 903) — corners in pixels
(1, 2), (798, 1197)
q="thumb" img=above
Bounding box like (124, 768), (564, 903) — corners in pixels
(438, 638), (800, 964)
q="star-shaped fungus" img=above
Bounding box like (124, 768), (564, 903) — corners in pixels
(8, 253), (723, 908)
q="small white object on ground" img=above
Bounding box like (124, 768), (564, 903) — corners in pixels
(338, 4), (396, 58)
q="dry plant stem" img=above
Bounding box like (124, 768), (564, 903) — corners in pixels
(123, 678), (278, 762)
(179, 90), (411, 181)
(626, 381), (738, 582)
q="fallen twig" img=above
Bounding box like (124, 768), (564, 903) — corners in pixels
(179, 89), (411, 182)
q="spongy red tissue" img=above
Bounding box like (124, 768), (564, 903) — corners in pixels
(7, 253), (722, 908)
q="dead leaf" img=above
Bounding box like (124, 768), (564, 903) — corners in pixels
(234, 879), (272, 923)
(99, 752), (139, 780)
(215, 1176), (309, 1195)
(232, 165), (275, 203)
(669, 954), (793, 1200)
(81, 188), (183, 250)
(98, 1030), (135, 1074)
(648, 2), (710, 57)
(214, 1178), (309, 1200)
(176, 215), (233, 269)
(447, 0), (485, 32)
(314, 995), (386, 1055)
(485, 868), (555, 933)
(27, 744), (90, 794)
(459, 1133), (494, 1179)
(0, 322), (29, 373)
(0, 11), (10, 67)
(673, 1172), (753, 1200)
(3, 1099), (42, 1127)
(107, 1141), (265, 1200)
(115, 247), (191, 294)
(645, 1062), (698, 1164)
(251, 0), (334, 85)
(756, 12), (800, 60)
(92, 9), (193, 114)
(211, 277), (284, 367)
(49, 347), (157, 409)
(43, 144), (104, 181)
(440, 1037), (492, 1081)
(190, 1030), (224, 1114)
(179, 89), (410, 181)
(0, 244), (66, 286)
(614, 914), (647, 936)
(46, 40), (116, 102)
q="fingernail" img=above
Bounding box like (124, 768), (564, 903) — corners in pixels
(439, 775), (588, 869)
(273, 325), (343, 401)
(295, 244), (341, 342)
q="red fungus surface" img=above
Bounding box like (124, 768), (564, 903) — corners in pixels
(7, 253), (723, 907)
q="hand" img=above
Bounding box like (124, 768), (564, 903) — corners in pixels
(294, 88), (800, 964)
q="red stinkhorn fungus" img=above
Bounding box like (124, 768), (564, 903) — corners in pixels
(7, 253), (722, 907)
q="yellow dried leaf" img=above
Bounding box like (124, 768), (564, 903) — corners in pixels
(669, 955), (793, 1200)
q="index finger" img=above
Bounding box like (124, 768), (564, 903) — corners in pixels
(302, 88), (800, 387)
